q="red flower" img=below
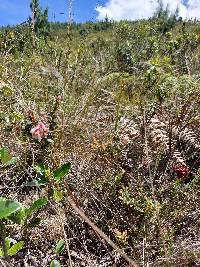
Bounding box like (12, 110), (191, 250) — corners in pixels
(173, 164), (189, 179)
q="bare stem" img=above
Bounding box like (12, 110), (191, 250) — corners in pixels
(56, 204), (73, 267)
(67, 0), (73, 39)
(0, 222), (8, 260)
(67, 195), (139, 267)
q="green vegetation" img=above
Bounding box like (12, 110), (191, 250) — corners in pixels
(30, 0), (50, 40)
(0, 1), (200, 266)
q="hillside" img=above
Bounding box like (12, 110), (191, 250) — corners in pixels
(0, 16), (200, 267)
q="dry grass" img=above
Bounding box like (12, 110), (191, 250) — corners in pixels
(0, 19), (200, 266)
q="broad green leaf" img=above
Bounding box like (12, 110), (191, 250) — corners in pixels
(31, 198), (48, 211)
(50, 260), (61, 267)
(55, 239), (65, 254)
(0, 148), (13, 164)
(53, 163), (71, 181)
(0, 198), (22, 219)
(27, 197), (48, 216)
(7, 241), (24, 256)
(8, 208), (26, 224)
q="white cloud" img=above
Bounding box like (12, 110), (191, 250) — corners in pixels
(187, 0), (200, 18)
(96, 0), (200, 21)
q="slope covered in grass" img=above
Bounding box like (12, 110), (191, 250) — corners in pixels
(0, 18), (200, 266)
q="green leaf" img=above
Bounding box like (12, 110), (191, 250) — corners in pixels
(0, 84), (14, 97)
(27, 197), (48, 216)
(25, 178), (48, 187)
(28, 218), (41, 228)
(5, 237), (10, 250)
(0, 112), (9, 123)
(50, 260), (61, 267)
(0, 198), (22, 219)
(6, 157), (18, 166)
(7, 241), (24, 256)
(46, 138), (54, 144)
(53, 163), (71, 181)
(8, 208), (26, 224)
(12, 112), (24, 122)
(0, 148), (13, 164)
(53, 189), (63, 202)
(31, 198), (48, 211)
(0, 248), (3, 257)
(55, 239), (65, 254)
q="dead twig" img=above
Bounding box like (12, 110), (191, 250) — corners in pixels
(67, 195), (139, 267)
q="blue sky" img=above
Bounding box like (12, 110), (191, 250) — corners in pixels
(0, 0), (199, 26)
(0, 0), (106, 26)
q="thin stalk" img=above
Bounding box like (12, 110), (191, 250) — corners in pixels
(56, 204), (73, 267)
(0, 223), (8, 259)
(67, 0), (73, 39)
(142, 108), (155, 199)
(66, 194), (139, 267)
(31, 1), (36, 47)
